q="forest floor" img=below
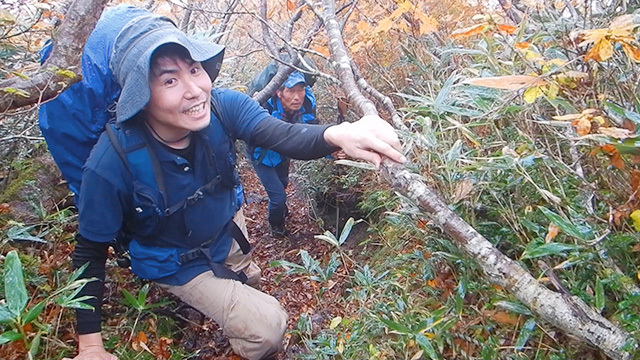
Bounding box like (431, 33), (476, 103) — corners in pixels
(0, 154), (352, 360)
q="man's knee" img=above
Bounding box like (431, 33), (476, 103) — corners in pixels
(233, 305), (288, 359)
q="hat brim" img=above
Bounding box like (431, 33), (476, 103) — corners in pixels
(115, 30), (225, 123)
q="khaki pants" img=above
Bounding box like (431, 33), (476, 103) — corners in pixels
(159, 210), (288, 360)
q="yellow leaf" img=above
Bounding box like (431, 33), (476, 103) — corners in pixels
(414, 12), (438, 35)
(598, 38), (615, 61)
(545, 83), (559, 100)
(374, 17), (395, 33)
(523, 86), (543, 103)
(598, 127), (635, 139)
(329, 316), (342, 329)
(545, 223), (560, 243)
(630, 210), (640, 231)
(396, 0), (413, 12)
(337, 338), (344, 354)
(451, 23), (486, 39)
(463, 75), (547, 91)
(524, 49), (544, 61)
(579, 28), (610, 46)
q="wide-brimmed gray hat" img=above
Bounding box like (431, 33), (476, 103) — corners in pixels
(110, 14), (225, 123)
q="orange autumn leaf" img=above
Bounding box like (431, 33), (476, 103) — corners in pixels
(514, 42), (530, 50)
(313, 45), (330, 57)
(287, 0), (297, 10)
(545, 223), (561, 242)
(572, 117), (592, 136)
(413, 12), (438, 35)
(138, 331), (147, 344)
(427, 279), (437, 287)
(585, 38), (614, 62)
(611, 152), (625, 169)
(357, 20), (371, 33)
(451, 23), (486, 39)
(497, 24), (517, 34)
(631, 169), (640, 193)
(600, 144), (617, 154)
(621, 41), (640, 62)
(483, 310), (520, 325)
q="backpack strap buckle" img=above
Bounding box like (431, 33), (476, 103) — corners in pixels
(186, 189), (204, 205)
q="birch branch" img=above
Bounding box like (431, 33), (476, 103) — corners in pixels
(318, 0), (634, 358)
(0, 0), (109, 112)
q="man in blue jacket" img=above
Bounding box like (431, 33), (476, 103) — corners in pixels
(61, 8), (405, 360)
(248, 71), (317, 237)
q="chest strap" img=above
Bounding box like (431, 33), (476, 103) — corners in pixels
(178, 219), (251, 282)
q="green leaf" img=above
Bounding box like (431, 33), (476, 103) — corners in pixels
(4, 250), (28, 316)
(0, 330), (23, 345)
(415, 333), (439, 360)
(494, 301), (532, 316)
(339, 218), (356, 246)
(521, 242), (578, 259)
(595, 277), (605, 312)
(137, 283), (150, 307)
(121, 289), (140, 309)
(379, 317), (412, 334)
(22, 301), (45, 326)
(67, 262), (89, 283)
(314, 233), (339, 248)
(0, 304), (16, 323)
(515, 318), (536, 350)
(29, 332), (42, 360)
(538, 206), (592, 240)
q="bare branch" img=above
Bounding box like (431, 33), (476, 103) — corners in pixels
(180, 8), (193, 32)
(320, 0), (377, 117)
(0, 0), (110, 112)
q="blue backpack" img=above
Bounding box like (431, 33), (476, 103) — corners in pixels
(39, 5), (243, 208)
(39, 5), (149, 196)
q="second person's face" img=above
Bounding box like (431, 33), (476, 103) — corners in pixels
(276, 83), (306, 114)
(145, 55), (212, 141)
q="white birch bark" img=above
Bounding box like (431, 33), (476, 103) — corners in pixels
(318, 0), (634, 358)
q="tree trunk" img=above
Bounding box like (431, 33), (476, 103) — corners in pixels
(0, 0), (109, 112)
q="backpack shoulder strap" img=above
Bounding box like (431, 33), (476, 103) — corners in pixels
(104, 122), (168, 203)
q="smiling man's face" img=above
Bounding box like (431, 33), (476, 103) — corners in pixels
(145, 53), (212, 141)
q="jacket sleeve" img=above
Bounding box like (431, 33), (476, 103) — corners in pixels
(71, 234), (110, 334)
(249, 116), (339, 159)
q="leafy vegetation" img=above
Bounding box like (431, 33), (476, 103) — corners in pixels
(2, 0), (640, 359)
